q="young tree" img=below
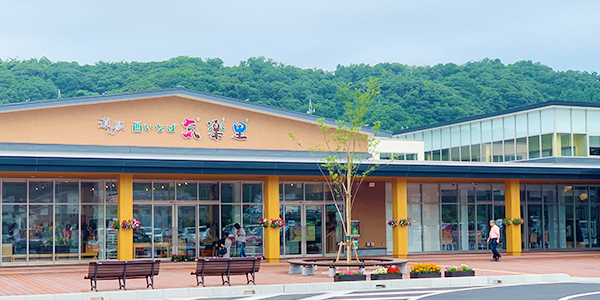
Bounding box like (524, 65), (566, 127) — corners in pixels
(289, 76), (382, 263)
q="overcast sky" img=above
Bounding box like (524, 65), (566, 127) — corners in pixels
(1, 1), (599, 72)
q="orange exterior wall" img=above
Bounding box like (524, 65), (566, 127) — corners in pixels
(352, 182), (386, 249)
(0, 95), (365, 152)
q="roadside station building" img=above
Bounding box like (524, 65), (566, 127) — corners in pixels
(0, 88), (598, 266)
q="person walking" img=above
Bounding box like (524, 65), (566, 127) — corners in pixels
(487, 220), (501, 261)
(234, 223), (246, 257)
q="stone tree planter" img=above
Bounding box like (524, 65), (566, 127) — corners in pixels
(371, 273), (403, 280)
(334, 274), (367, 282)
(444, 270), (475, 277)
(410, 272), (441, 279)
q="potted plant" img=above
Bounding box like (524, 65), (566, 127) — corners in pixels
(334, 270), (366, 282)
(502, 218), (512, 225)
(444, 264), (475, 277)
(512, 218), (524, 225)
(171, 254), (193, 262)
(371, 266), (403, 280)
(410, 263), (441, 278)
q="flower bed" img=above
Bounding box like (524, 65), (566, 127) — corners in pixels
(371, 266), (403, 280)
(334, 270), (366, 282)
(410, 263), (441, 279)
(444, 264), (474, 277)
(171, 254), (194, 262)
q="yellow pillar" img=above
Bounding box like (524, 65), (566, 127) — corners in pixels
(117, 174), (134, 261)
(505, 179), (522, 256)
(264, 175), (280, 263)
(392, 178), (408, 259)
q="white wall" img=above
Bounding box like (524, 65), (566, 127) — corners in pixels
(372, 138), (425, 161)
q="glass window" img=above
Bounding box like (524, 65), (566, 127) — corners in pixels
(284, 183), (303, 201)
(460, 146), (470, 161)
(471, 144), (481, 162)
(559, 133), (572, 156)
(587, 110), (600, 134)
(55, 204), (79, 261)
(572, 109), (586, 133)
(440, 183), (457, 203)
(153, 206), (172, 258)
(243, 204), (263, 256)
(81, 181), (103, 203)
(590, 136), (600, 156)
(432, 129), (441, 150)
(528, 136), (540, 159)
(441, 128), (450, 148)
(81, 204), (104, 260)
(29, 181), (53, 203)
(177, 182), (197, 200)
(573, 134), (586, 157)
(451, 147), (460, 161)
(516, 138), (527, 160)
(407, 203), (422, 252)
(393, 153), (405, 160)
(432, 150), (441, 161)
(504, 116), (515, 139)
(304, 183), (324, 201)
(3, 181), (27, 203)
(199, 183), (219, 201)
(414, 132), (423, 140)
(133, 182), (152, 201)
(3, 205), (27, 258)
(133, 205), (152, 258)
(406, 134), (414, 140)
(406, 153), (417, 160)
(243, 183), (263, 203)
(451, 126), (460, 147)
(221, 182), (241, 203)
(198, 204), (219, 248)
(29, 205), (53, 262)
(153, 181), (175, 201)
(482, 142), (492, 162)
(504, 139), (515, 161)
(408, 183), (421, 203)
(556, 109), (571, 132)
(528, 111), (540, 135)
(471, 122), (481, 144)
(541, 134), (553, 157)
(492, 118), (503, 141)
(424, 131), (432, 151)
(481, 120), (492, 143)
(441, 149), (450, 161)
(516, 114), (527, 137)
(106, 182), (118, 205)
(221, 205), (242, 239)
(106, 205), (118, 259)
(541, 109), (554, 133)
(56, 181), (79, 203)
(493, 141), (503, 162)
(379, 153), (392, 160)
(461, 124), (470, 146)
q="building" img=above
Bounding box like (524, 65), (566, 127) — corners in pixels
(0, 89), (598, 266)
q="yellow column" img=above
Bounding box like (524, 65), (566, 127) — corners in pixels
(505, 179), (522, 256)
(264, 175), (280, 263)
(117, 174), (134, 261)
(392, 178), (408, 259)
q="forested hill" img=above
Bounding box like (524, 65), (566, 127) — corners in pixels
(1, 56), (599, 133)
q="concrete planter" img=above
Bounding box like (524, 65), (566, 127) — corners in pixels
(410, 272), (441, 279)
(333, 274), (367, 282)
(370, 273), (403, 280)
(444, 270), (475, 277)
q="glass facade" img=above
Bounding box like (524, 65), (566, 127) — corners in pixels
(1, 179), (264, 265)
(398, 106), (600, 161)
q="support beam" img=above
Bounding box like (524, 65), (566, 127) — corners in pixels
(117, 174), (133, 261)
(264, 175), (280, 263)
(505, 179), (522, 256)
(391, 178), (408, 259)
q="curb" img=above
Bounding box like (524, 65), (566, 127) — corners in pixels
(0, 273), (573, 300)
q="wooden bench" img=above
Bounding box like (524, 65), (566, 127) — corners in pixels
(84, 260), (160, 292)
(191, 257), (261, 287)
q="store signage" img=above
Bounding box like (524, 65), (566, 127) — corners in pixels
(98, 116), (249, 141)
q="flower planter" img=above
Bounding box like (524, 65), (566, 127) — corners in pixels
(371, 273), (403, 280)
(334, 274), (367, 282)
(444, 270), (475, 277)
(410, 272), (441, 279)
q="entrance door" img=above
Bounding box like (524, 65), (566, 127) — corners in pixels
(283, 204), (323, 256)
(152, 205), (197, 259)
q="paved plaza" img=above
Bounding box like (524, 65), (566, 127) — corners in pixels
(0, 251), (598, 297)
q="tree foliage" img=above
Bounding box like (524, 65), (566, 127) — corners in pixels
(1, 56), (599, 132)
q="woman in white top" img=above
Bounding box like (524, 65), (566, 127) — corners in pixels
(234, 223), (246, 257)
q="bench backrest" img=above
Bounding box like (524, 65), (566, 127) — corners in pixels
(88, 261), (126, 280)
(125, 260), (159, 277)
(201, 258), (230, 275)
(228, 257), (258, 275)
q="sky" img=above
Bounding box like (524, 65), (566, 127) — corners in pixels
(1, 1), (599, 73)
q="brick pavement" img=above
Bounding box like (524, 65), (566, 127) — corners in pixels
(0, 251), (598, 296)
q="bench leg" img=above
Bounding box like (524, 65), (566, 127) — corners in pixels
(246, 272), (256, 285)
(146, 275), (155, 289)
(221, 273), (231, 286)
(119, 277), (126, 290)
(197, 274), (205, 287)
(90, 279), (97, 292)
